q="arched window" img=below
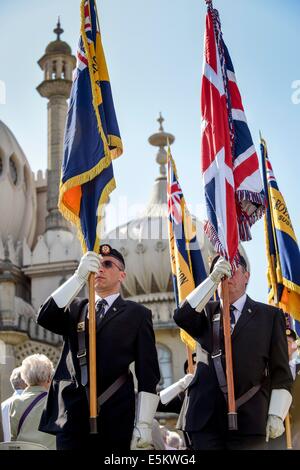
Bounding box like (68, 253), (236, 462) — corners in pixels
(156, 344), (173, 391)
(52, 60), (57, 79)
(24, 165), (31, 192)
(9, 156), (18, 185)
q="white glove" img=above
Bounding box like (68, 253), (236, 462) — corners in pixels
(75, 251), (101, 282)
(131, 424), (154, 450)
(130, 392), (159, 450)
(178, 374), (194, 390)
(185, 257), (231, 312)
(52, 251), (101, 308)
(160, 374), (194, 405)
(266, 415), (285, 441)
(209, 257), (232, 284)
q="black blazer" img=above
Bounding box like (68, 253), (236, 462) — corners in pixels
(174, 295), (293, 435)
(36, 295), (160, 436)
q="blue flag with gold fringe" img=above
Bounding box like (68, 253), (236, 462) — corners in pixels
(260, 136), (300, 322)
(59, 0), (122, 253)
(167, 147), (207, 350)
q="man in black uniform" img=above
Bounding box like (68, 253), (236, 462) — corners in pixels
(174, 255), (293, 450)
(285, 328), (300, 449)
(37, 244), (160, 451)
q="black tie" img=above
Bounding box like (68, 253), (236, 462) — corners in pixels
(96, 299), (108, 328)
(230, 305), (236, 333)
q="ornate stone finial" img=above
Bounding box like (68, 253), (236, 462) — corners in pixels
(148, 114), (175, 178)
(54, 17), (64, 41)
(157, 112), (164, 132)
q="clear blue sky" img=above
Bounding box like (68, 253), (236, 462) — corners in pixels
(0, 0), (299, 302)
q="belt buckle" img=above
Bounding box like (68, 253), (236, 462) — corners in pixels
(77, 349), (86, 359)
(212, 313), (221, 322)
(211, 350), (222, 359)
(77, 321), (85, 332)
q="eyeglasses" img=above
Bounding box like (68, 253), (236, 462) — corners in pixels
(100, 259), (123, 271)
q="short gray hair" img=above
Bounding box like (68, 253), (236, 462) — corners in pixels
(10, 367), (27, 391)
(21, 354), (54, 386)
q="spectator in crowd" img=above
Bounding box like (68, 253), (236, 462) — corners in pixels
(10, 354), (56, 450)
(165, 431), (183, 450)
(1, 367), (27, 441)
(151, 419), (166, 450)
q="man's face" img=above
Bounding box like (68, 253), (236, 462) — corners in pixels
(95, 256), (126, 295)
(225, 264), (250, 303)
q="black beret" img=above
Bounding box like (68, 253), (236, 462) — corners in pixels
(99, 244), (125, 268)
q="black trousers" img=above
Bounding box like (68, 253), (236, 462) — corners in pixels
(189, 392), (267, 450)
(56, 382), (135, 451)
(190, 430), (267, 450)
(56, 408), (134, 451)
(56, 429), (132, 451)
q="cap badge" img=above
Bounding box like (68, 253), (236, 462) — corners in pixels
(101, 245), (111, 255)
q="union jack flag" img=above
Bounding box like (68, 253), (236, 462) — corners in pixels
(201, 4), (265, 265)
(167, 147), (207, 351)
(167, 178), (182, 226)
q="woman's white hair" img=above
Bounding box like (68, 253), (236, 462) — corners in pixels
(10, 366), (27, 390)
(21, 354), (54, 386)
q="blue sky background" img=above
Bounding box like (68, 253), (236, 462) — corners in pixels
(0, 0), (299, 303)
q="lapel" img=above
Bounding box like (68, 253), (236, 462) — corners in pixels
(97, 295), (127, 332)
(231, 295), (257, 341)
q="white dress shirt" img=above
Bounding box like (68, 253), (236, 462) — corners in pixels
(1, 389), (23, 442)
(95, 293), (120, 314)
(87, 293), (120, 319)
(230, 293), (247, 329)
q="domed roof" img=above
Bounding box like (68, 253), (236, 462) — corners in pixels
(0, 121), (37, 249)
(46, 40), (72, 55)
(105, 182), (213, 298)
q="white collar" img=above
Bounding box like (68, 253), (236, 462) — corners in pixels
(231, 293), (247, 313)
(95, 293), (120, 309)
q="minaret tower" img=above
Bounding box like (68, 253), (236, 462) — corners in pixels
(37, 19), (76, 232)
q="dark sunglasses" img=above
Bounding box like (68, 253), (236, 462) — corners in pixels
(100, 259), (123, 271)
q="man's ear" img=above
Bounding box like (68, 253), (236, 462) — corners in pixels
(119, 271), (126, 283)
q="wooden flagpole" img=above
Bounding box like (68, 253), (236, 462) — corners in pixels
(285, 414), (293, 449)
(88, 273), (98, 433)
(221, 278), (238, 430)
